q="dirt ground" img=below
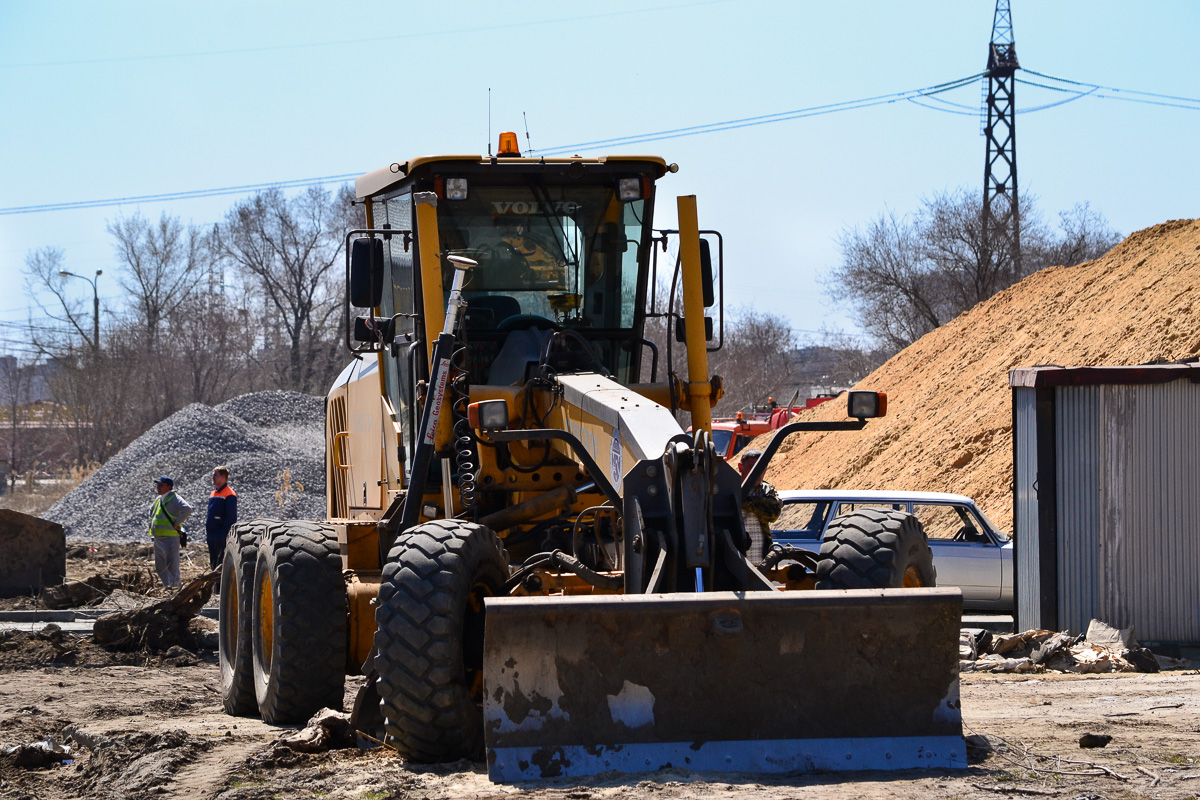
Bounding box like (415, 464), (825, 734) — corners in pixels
(1, 656), (1197, 800)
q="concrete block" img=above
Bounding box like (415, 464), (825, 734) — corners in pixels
(0, 509), (65, 597)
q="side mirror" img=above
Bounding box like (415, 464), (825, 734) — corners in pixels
(353, 315), (396, 346)
(699, 239), (715, 309)
(350, 238), (384, 308)
(674, 316), (714, 343)
(597, 222), (629, 255)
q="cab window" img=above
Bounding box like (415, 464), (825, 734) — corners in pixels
(772, 501), (832, 540)
(912, 503), (990, 543)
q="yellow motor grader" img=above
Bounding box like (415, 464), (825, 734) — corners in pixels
(218, 134), (965, 781)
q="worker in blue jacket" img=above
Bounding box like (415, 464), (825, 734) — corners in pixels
(206, 465), (238, 569)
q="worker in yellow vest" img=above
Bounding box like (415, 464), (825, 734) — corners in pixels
(149, 475), (193, 590)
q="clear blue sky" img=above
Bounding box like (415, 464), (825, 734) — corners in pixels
(2, 0), (1197, 355)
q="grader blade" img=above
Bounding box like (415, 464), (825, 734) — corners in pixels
(483, 588), (965, 781)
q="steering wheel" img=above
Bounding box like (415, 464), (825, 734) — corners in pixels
(497, 314), (560, 333)
(477, 241), (529, 272)
(952, 524), (979, 542)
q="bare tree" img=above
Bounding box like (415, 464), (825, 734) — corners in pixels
(708, 306), (799, 415)
(108, 212), (203, 350)
(169, 298), (256, 405)
(0, 355), (33, 488)
(22, 247), (99, 353)
(828, 189), (1119, 350)
(827, 210), (950, 350)
(1033, 202), (1123, 270)
(215, 186), (350, 393)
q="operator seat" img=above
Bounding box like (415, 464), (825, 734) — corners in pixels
(488, 315), (558, 384)
(464, 294), (521, 330)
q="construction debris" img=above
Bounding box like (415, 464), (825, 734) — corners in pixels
(279, 708), (357, 753)
(43, 391), (324, 542)
(960, 619), (1166, 674)
(2, 736), (73, 769)
(41, 569), (158, 609)
(92, 571), (218, 651)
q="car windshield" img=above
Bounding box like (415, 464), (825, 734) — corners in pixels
(437, 183), (647, 330)
(973, 504), (1009, 541)
(711, 428), (733, 456)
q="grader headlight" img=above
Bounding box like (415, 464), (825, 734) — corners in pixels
(468, 400), (510, 431)
(445, 177), (469, 200)
(847, 391), (887, 419)
(617, 177), (643, 202)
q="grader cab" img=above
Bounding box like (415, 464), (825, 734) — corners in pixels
(218, 136), (965, 781)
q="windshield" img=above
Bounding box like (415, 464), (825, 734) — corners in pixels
(436, 183), (647, 331)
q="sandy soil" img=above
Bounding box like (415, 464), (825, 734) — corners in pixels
(2, 660), (1197, 800)
(762, 219), (1200, 532)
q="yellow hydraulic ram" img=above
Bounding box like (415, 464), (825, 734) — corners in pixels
(676, 195), (712, 433)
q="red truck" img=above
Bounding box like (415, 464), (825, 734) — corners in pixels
(709, 393), (837, 461)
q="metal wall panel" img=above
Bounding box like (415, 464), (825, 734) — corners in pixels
(1093, 381), (1200, 643)
(1054, 386), (1100, 635)
(1012, 387), (1041, 631)
(1014, 376), (1200, 644)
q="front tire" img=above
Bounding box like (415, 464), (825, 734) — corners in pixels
(251, 520), (347, 724)
(374, 519), (508, 762)
(219, 519), (274, 716)
(815, 509), (936, 590)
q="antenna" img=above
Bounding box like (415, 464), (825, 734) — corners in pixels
(488, 88), (493, 156)
(522, 111), (533, 154)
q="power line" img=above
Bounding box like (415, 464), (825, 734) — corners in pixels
(1, 70), (1196, 218)
(532, 73), (986, 154)
(0, 1), (729, 70)
(0, 74), (983, 216)
(1022, 68), (1200, 105)
(0, 174), (360, 216)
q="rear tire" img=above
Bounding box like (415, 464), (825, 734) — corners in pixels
(815, 508), (936, 590)
(251, 520), (347, 724)
(374, 519), (508, 762)
(219, 519), (274, 716)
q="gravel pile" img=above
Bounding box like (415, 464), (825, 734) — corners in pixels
(45, 392), (325, 542)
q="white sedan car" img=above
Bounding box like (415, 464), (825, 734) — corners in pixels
(771, 490), (1013, 612)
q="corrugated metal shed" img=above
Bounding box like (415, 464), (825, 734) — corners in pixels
(1011, 363), (1200, 644)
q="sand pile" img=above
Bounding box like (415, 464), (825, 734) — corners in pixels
(764, 219), (1200, 532)
(45, 391), (324, 542)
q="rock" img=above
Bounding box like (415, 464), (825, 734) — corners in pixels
(0, 509), (65, 598)
(965, 733), (993, 764)
(1078, 733), (1112, 749)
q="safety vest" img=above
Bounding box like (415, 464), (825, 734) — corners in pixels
(149, 493), (179, 537)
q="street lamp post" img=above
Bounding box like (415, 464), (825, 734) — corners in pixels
(58, 269), (102, 350)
